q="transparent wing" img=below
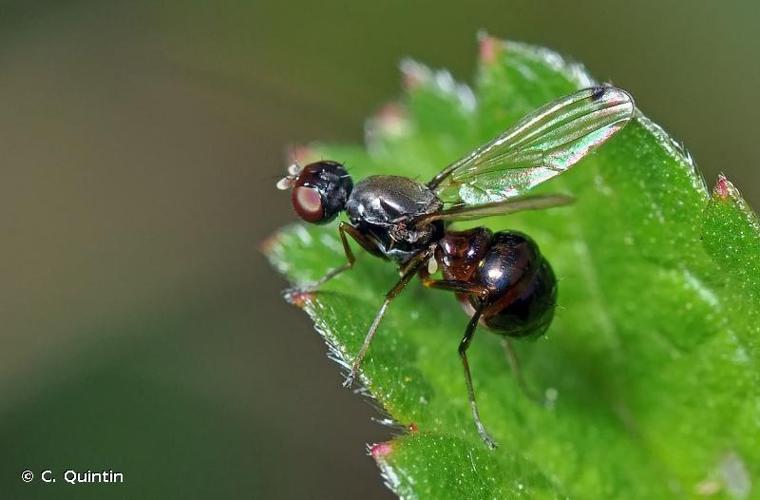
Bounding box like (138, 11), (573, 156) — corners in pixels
(428, 86), (635, 205)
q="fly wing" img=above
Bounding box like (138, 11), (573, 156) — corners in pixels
(428, 86), (635, 205)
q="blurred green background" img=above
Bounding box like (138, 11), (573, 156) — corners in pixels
(1, 1), (757, 498)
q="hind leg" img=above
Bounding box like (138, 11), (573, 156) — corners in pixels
(459, 308), (498, 449)
(342, 247), (434, 388)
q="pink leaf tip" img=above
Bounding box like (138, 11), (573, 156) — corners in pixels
(713, 174), (733, 200)
(284, 289), (315, 309)
(371, 102), (409, 137)
(370, 441), (394, 459)
(259, 232), (281, 255)
(478, 32), (500, 65)
(400, 60), (425, 91)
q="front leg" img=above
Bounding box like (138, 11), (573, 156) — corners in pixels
(302, 222), (380, 292)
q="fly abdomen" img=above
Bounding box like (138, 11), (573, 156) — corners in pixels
(475, 231), (557, 339)
(437, 229), (557, 339)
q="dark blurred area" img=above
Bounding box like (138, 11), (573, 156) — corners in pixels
(0, 1), (757, 498)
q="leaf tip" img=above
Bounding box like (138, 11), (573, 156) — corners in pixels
(368, 102), (410, 138)
(714, 174), (732, 200)
(399, 58), (426, 91)
(712, 173), (747, 203)
(477, 31), (501, 65)
(284, 288), (315, 308)
(259, 232), (281, 256)
(369, 441), (395, 460)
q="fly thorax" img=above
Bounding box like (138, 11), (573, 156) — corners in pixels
(389, 221), (440, 247)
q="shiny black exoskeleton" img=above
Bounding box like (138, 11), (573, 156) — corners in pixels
(288, 166), (557, 340)
(289, 161), (352, 224)
(346, 175), (444, 263)
(436, 228), (556, 339)
(276, 85), (635, 450)
(279, 161), (557, 449)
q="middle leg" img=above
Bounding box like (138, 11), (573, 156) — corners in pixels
(343, 248), (433, 388)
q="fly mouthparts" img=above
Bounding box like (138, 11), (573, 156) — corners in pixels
(287, 163), (302, 176)
(276, 164), (303, 190)
(276, 176), (295, 190)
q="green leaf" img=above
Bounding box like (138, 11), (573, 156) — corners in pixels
(265, 37), (760, 499)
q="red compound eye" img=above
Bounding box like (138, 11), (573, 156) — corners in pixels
(292, 186), (324, 222)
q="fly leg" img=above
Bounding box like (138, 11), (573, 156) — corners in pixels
(419, 275), (497, 447)
(295, 222), (378, 294)
(343, 248), (432, 388)
(460, 308), (498, 449)
(422, 276), (537, 403)
(420, 278), (489, 299)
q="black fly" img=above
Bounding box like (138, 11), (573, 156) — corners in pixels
(277, 86), (635, 448)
